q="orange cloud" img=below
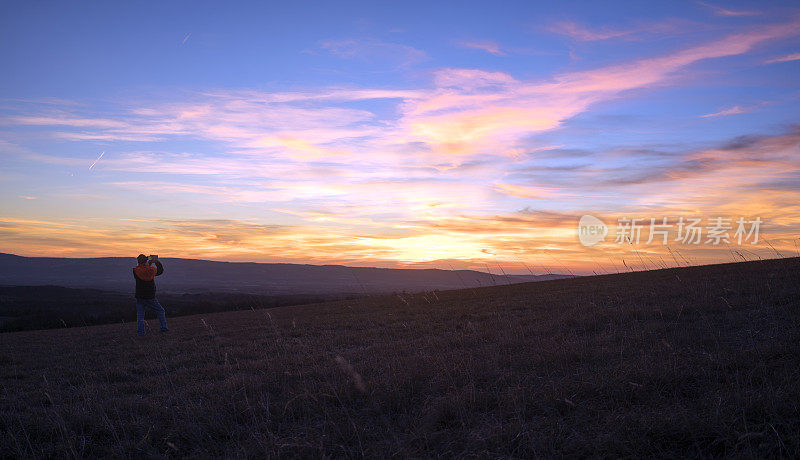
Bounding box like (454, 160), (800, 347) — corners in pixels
(493, 184), (562, 199)
(3, 21), (800, 273)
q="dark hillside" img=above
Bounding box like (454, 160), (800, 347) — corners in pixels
(0, 253), (564, 295)
(1, 257), (799, 457)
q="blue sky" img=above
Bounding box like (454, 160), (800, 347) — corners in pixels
(1, 1), (799, 272)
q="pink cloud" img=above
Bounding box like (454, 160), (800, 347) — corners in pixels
(3, 20), (800, 272)
(547, 21), (635, 41)
(5, 115), (127, 129)
(493, 184), (562, 199)
(701, 105), (749, 117)
(697, 1), (760, 17)
(5, 125), (800, 270)
(7, 19), (797, 168)
(458, 40), (506, 56)
(765, 52), (800, 64)
(399, 19), (800, 157)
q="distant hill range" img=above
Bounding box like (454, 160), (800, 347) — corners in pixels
(0, 253), (570, 295)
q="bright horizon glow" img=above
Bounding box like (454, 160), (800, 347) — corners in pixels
(1, 1), (799, 275)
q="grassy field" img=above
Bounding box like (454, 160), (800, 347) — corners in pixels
(0, 286), (359, 333)
(1, 257), (799, 457)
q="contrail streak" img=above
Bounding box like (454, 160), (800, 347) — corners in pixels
(89, 151), (104, 170)
(182, 33), (191, 44)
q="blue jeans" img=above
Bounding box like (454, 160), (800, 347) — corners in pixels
(136, 298), (168, 335)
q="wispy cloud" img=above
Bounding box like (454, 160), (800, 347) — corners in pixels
(764, 52), (800, 63)
(701, 105), (749, 117)
(547, 20), (635, 41)
(697, 1), (760, 17)
(6, 115), (127, 129)
(701, 100), (773, 118)
(319, 39), (428, 68)
(8, 20), (797, 168)
(3, 20), (800, 271)
(492, 184), (563, 199)
(399, 19), (800, 157)
(458, 40), (505, 56)
(546, 18), (689, 42)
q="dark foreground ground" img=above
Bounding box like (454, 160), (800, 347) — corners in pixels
(0, 286), (359, 332)
(1, 258), (799, 457)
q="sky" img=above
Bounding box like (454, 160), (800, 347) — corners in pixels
(1, 0), (799, 274)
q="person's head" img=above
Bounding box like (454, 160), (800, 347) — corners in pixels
(137, 254), (148, 265)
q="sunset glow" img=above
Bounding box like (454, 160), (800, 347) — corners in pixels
(1, 1), (799, 273)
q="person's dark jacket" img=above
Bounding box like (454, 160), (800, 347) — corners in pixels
(133, 261), (164, 299)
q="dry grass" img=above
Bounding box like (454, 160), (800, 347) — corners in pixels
(1, 258), (799, 457)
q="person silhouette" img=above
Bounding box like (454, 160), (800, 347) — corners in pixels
(133, 254), (169, 335)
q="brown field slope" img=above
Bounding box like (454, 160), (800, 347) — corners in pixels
(2, 258), (800, 457)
